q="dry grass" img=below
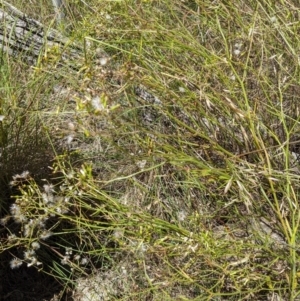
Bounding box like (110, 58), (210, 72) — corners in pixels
(1, 0), (300, 300)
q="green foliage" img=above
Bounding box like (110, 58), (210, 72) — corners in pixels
(2, 0), (300, 300)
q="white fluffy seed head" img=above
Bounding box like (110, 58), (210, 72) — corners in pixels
(99, 57), (108, 66)
(31, 241), (41, 250)
(233, 49), (241, 56)
(10, 258), (23, 269)
(80, 257), (88, 265)
(13, 213), (27, 224)
(61, 256), (70, 265)
(10, 204), (21, 216)
(0, 215), (11, 225)
(24, 249), (35, 260)
(39, 230), (53, 240)
(43, 184), (54, 194)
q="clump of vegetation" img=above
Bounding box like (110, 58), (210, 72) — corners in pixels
(1, 0), (300, 300)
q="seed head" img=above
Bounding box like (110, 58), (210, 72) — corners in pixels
(10, 204), (21, 216)
(24, 249), (35, 260)
(80, 257), (89, 265)
(43, 184), (54, 194)
(0, 215), (11, 225)
(39, 230), (53, 240)
(61, 256), (70, 265)
(31, 241), (41, 250)
(10, 258), (23, 269)
(13, 213), (27, 224)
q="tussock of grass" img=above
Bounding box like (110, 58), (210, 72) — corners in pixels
(1, 0), (300, 300)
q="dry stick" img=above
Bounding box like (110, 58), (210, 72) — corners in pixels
(51, 0), (65, 25)
(0, 1), (79, 63)
(0, 1), (159, 103)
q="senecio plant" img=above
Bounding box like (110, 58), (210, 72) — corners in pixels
(2, 164), (94, 274)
